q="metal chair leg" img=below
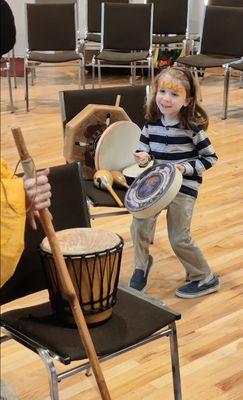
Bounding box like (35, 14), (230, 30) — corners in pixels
(6, 61), (14, 113)
(25, 64), (29, 112)
(38, 348), (59, 400)
(193, 67), (202, 102)
(222, 65), (230, 120)
(91, 56), (95, 89)
(169, 322), (182, 400)
(11, 48), (17, 88)
(98, 60), (101, 88)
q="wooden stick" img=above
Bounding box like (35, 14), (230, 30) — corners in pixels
(11, 127), (111, 400)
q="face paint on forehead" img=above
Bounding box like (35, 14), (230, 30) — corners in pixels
(157, 78), (186, 96)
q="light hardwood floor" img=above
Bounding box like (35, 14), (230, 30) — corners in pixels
(1, 65), (243, 400)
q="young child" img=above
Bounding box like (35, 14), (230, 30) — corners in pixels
(129, 66), (220, 298)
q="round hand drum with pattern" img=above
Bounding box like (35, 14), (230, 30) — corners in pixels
(40, 228), (124, 326)
(125, 163), (182, 219)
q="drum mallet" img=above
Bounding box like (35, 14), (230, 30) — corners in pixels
(94, 169), (124, 207)
(11, 127), (112, 400)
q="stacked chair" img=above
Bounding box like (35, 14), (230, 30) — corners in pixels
(91, 2), (154, 87)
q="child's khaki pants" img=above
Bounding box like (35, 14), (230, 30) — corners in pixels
(131, 192), (212, 281)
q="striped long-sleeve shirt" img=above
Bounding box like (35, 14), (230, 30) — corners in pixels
(138, 118), (218, 198)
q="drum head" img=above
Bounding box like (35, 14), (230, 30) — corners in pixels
(125, 163), (182, 219)
(95, 121), (141, 171)
(122, 161), (154, 179)
(40, 228), (120, 256)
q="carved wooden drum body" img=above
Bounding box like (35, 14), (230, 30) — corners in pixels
(40, 228), (124, 326)
(63, 104), (131, 179)
(125, 163), (182, 219)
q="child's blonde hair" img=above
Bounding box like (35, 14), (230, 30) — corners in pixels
(145, 66), (209, 130)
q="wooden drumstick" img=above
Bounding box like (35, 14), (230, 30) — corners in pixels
(11, 127), (111, 400)
(110, 170), (130, 189)
(94, 169), (124, 208)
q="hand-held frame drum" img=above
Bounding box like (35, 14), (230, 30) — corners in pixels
(11, 127), (112, 400)
(40, 228), (124, 326)
(125, 163), (183, 219)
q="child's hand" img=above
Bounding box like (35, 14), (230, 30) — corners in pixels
(133, 152), (151, 166)
(176, 164), (186, 175)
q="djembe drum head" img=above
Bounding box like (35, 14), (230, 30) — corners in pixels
(125, 163), (182, 219)
(40, 228), (124, 326)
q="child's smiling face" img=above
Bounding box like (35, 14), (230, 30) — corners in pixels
(156, 73), (190, 120)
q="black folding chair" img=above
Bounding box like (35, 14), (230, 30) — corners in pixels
(59, 85), (148, 216)
(177, 5), (243, 103)
(24, 2), (85, 111)
(92, 3), (154, 87)
(147, 0), (188, 49)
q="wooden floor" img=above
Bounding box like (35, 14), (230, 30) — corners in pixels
(1, 65), (243, 400)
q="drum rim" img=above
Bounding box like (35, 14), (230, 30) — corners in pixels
(40, 228), (124, 256)
(125, 162), (182, 216)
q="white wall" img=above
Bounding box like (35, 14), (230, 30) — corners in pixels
(9, 0), (205, 57)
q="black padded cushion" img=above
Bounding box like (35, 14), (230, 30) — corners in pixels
(85, 180), (127, 207)
(1, 288), (180, 364)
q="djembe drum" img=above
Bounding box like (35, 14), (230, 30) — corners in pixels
(125, 163), (183, 219)
(40, 228), (124, 326)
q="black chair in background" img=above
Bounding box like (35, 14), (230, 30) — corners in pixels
(92, 3), (154, 87)
(84, 0), (129, 51)
(1, 162), (182, 400)
(0, 163), (90, 305)
(208, 0), (243, 6)
(24, 2), (85, 111)
(177, 5), (243, 104)
(223, 59), (243, 119)
(59, 85), (148, 215)
(147, 0), (188, 50)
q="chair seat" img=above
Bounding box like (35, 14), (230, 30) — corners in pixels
(178, 54), (239, 68)
(27, 51), (82, 63)
(86, 33), (101, 43)
(153, 34), (186, 45)
(1, 287), (180, 364)
(85, 179), (127, 207)
(96, 50), (150, 63)
(230, 60), (243, 72)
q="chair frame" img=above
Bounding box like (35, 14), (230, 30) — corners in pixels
(24, 2), (85, 112)
(1, 285), (182, 400)
(92, 3), (154, 88)
(0, 56), (14, 113)
(222, 59), (243, 119)
(177, 5), (243, 104)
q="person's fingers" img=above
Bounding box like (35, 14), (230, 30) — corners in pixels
(36, 168), (50, 177)
(28, 210), (37, 230)
(34, 198), (51, 210)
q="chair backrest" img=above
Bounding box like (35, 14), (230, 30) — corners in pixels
(59, 85), (148, 133)
(201, 5), (243, 57)
(101, 3), (153, 52)
(25, 3), (78, 51)
(208, 0), (243, 6)
(87, 0), (129, 34)
(0, 162), (91, 305)
(147, 0), (188, 35)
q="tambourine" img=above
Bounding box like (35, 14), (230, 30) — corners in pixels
(125, 163), (182, 219)
(95, 121), (141, 172)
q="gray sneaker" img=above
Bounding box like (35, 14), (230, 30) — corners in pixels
(129, 255), (153, 291)
(175, 275), (220, 299)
